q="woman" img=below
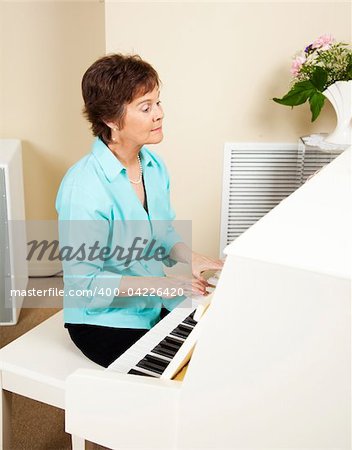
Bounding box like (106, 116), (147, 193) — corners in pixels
(56, 53), (223, 367)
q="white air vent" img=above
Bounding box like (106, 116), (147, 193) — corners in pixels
(0, 139), (28, 325)
(220, 141), (343, 255)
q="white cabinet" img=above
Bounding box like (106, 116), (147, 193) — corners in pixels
(0, 140), (28, 325)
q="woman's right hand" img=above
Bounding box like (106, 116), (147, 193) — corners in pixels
(157, 275), (210, 299)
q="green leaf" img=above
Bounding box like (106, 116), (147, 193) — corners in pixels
(309, 92), (325, 122)
(346, 57), (352, 80)
(311, 66), (328, 91)
(273, 81), (316, 107)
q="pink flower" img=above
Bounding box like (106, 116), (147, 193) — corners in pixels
(311, 34), (335, 50)
(290, 54), (306, 76)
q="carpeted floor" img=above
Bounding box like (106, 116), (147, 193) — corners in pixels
(0, 277), (109, 450)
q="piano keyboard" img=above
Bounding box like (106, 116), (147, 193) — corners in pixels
(107, 274), (219, 379)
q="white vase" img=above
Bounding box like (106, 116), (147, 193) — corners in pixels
(323, 80), (352, 146)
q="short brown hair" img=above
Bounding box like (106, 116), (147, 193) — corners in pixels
(81, 53), (160, 143)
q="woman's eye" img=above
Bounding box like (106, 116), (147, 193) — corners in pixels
(142, 100), (161, 113)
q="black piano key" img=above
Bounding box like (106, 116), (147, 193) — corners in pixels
(170, 326), (191, 339)
(128, 369), (154, 377)
(179, 323), (194, 333)
(136, 360), (164, 375)
(136, 354), (170, 375)
(152, 344), (176, 359)
(164, 336), (183, 349)
(145, 354), (170, 369)
(183, 314), (197, 327)
(158, 341), (181, 354)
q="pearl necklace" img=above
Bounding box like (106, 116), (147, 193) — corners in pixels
(128, 154), (143, 184)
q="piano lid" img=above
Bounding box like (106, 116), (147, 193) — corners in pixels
(224, 148), (351, 280)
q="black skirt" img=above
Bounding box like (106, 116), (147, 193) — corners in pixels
(65, 308), (170, 368)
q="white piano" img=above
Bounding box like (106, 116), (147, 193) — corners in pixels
(66, 148), (351, 449)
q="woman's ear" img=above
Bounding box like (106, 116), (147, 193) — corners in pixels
(104, 121), (119, 131)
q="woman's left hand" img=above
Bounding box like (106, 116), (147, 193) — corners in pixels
(191, 252), (224, 283)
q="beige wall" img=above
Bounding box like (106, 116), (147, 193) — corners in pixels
(0, 0), (105, 220)
(1, 1), (350, 258)
(106, 1), (351, 257)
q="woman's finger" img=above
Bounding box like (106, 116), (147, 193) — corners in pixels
(192, 282), (209, 295)
(193, 274), (209, 284)
(192, 275), (203, 284)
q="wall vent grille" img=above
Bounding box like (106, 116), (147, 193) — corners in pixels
(220, 141), (343, 254)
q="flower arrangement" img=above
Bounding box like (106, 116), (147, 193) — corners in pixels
(273, 34), (352, 121)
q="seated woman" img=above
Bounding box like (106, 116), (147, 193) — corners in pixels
(56, 53), (223, 367)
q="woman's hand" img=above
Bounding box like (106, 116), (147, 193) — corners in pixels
(191, 252), (224, 282)
(158, 275), (209, 299)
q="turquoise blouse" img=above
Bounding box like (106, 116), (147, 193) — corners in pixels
(55, 137), (183, 329)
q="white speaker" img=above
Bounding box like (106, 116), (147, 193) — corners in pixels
(0, 139), (28, 325)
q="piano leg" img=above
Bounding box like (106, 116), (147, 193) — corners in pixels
(0, 375), (12, 450)
(71, 434), (85, 450)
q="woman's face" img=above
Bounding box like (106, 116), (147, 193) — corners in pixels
(115, 85), (164, 147)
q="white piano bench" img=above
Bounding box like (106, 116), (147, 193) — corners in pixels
(0, 310), (102, 450)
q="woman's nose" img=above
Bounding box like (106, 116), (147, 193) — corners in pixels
(153, 103), (164, 121)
